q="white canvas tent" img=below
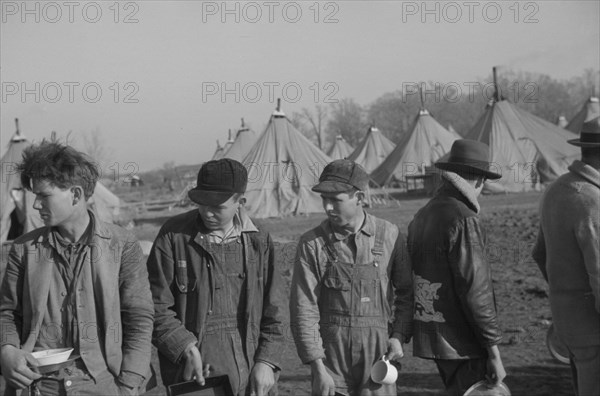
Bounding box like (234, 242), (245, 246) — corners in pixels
(327, 135), (354, 160)
(0, 122), (42, 243)
(347, 126), (395, 173)
(211, 140), (225, 160)
(465, 98), (579, 193)
(370, 109), (460, 186)
(448, 124), (459, 136)
(455, 68), (579, 193)
(89, 181), (122, 224)
(220, 130), (234, 158)
(222, 119), (257, 162)
(557, 115), (569, 128)
(241, 102), (333, 218)
(566, 96), (599, 135)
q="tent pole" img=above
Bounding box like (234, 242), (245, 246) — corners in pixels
(493, 66), (500, 102)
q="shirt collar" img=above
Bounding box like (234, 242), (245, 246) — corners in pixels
(325, 211), (375, 242)
(38, 209), (109, 245)
(198, 208), (259, 243)
(48, 212), (94, 251)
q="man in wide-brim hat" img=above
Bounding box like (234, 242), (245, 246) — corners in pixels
(533, 116), (600, 396)
(147, 158), (286, 395)
(407, 139), (507, 395)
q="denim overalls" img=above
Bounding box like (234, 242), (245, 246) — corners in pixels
(317, 220), (396, 396)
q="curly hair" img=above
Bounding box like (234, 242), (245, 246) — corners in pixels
(18, 140), (100, 199)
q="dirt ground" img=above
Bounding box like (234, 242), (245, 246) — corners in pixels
(136, 191), (574, 396)
(0, 191), (575, 395)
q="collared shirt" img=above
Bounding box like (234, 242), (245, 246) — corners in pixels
(34, 215), (113, 379)
(205, 212), (244, 244)
(320, 212), (372, 264)
(290, 212), (414, 364)
(37, 220), (93, 353)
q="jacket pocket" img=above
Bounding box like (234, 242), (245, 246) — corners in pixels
(175, 260), (196, 293)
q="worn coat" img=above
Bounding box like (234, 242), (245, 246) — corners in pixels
(533, 160), (600, 347)
(0, 212), (154, 389)
(147, 209), (286, 386)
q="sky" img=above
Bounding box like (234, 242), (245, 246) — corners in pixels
(1, 0), (599, 174)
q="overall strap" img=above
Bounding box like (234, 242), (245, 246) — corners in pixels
(372, 218), (392, 317)
(371, 218), (386, 265)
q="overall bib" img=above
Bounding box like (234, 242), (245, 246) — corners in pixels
(200, 239), (250, 395)
(318, 221), (396, 396)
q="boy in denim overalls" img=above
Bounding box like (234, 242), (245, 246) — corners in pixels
(290, 159), (413, 396)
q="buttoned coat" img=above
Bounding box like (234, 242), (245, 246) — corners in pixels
(533, 160), (600, 347)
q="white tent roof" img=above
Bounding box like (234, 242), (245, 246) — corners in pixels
(566, 96), (599, 135)
(465, 99), (579, 193)
(347, 126), (396, 173)
(370, 109), (460, 186)
(327, 135), (354, 160)
(222, 123), (258, 162)
(241, 110), (332, 218)
(0, 132), (42, 243)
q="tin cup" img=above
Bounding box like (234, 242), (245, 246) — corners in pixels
(371, 355), (398, 385)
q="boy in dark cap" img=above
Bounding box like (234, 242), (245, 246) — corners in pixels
(408, 139), (506, 395)
(290, 159), (413, 396)
(147, 158), (285, 395)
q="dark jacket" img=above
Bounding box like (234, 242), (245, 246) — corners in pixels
(147, 209), (286, 386)
(407, 184), (502, 359)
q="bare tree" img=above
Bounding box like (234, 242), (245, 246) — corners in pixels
(326, 98), (366, 147)
(291, 105), (328, 150)
(83, 127), (114, 170)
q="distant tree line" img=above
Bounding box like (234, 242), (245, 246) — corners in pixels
(133, 68), (598, 192)
(291, 68), (600, 151)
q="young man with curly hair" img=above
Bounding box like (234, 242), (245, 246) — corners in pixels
(0, 140), (153, 395)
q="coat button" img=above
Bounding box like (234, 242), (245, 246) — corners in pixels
(65, 380), (72, 387)
(208, 310), (212, 315)
(61, 291), (67, 297)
